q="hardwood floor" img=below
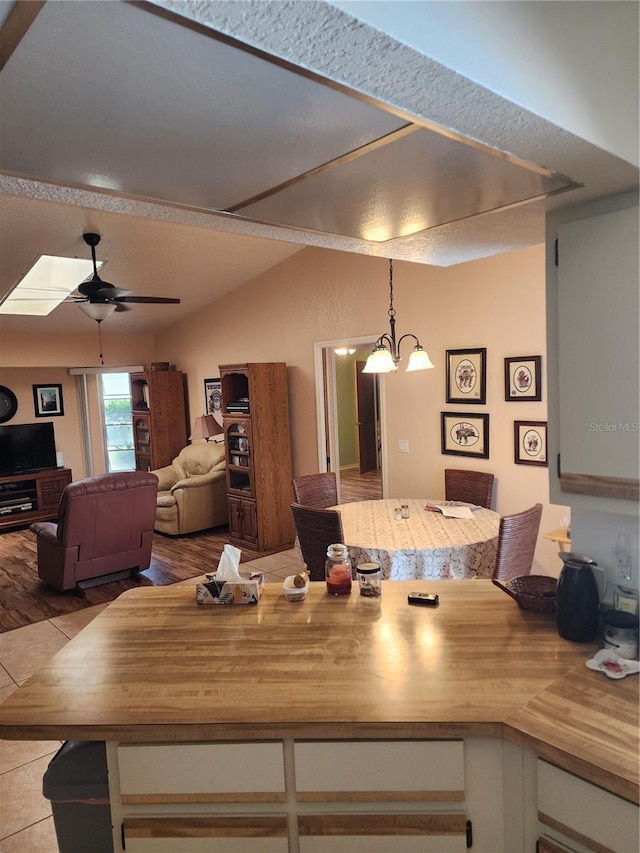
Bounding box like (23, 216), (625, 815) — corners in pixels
(339, 467), (382, 502)
(0, 524), (267, 633)
(0, 472), (380, 633)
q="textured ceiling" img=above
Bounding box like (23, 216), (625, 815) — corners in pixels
(0, 0), (637, 336)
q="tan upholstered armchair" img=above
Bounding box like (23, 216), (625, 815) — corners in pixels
(152, 442), (228, 535)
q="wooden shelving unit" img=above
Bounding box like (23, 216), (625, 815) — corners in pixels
(130, 369), (188, 471)
(220, 362), (294, 552)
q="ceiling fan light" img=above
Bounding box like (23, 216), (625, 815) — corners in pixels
(78, 302), (117, 321)
(406, 346), (435, 372)
(363, 346), (396, 374)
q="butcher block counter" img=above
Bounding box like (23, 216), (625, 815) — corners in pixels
(0, 580), (637, 852)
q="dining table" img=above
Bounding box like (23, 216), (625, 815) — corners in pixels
(335, 498), (501, 581)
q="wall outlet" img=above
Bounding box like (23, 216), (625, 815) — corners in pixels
(613, 546), (639, 587)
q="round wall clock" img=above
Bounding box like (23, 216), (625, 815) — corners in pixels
(0, 385), (18, 423)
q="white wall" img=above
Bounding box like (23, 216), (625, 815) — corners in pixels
(330, 1), (639, 167)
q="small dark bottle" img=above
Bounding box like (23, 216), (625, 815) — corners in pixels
(556, 558), (600, 643)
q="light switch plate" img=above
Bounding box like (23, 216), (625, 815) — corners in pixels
(398, 439), (410, 453)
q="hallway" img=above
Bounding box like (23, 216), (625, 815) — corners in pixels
(339, 467), (382, 503)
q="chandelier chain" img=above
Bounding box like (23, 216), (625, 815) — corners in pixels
(388, 259), (396, 319)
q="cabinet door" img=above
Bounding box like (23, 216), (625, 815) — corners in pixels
(295, 741), (464, 798)
(37, 470), (71, 512)
(298, 814), (467, 852)
(537, 760), (639, 853)
(133, 414), (151, 472)
(118, 743), (285, 802)
(537, 839), (575, 853)
(123, 817), (288, 853)
(557, 206), (639, 499)
(225, 419), (254, 496)
(228, 496), (258, 546)
(240, 498), (257, 544)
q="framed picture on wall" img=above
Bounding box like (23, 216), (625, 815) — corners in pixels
(204, 377), (223, 425)
(514, 420), (548, 466)
(441, 412), (490, 458)
(33, 384), (64, 417)
(446, 348), (486, 404)
(504, 355), (542, 401)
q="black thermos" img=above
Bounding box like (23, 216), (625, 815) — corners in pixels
(556, 558), (600, 642)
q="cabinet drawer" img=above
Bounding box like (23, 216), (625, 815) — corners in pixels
(537, 760), (639, 853)
(118, 743), (285, 803)
(123, 816), (288, 853)
(299, 813), (467, 852)
(294, 741), (464, 801)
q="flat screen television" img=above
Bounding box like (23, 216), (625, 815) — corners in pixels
(0, 422), (58, 477)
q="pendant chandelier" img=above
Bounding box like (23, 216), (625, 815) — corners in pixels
(363, 259), (435, 374)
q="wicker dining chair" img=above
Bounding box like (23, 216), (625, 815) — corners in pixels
(291, 502), (344, 581)
(492, 503), (543, 583)
(292, 472), (338, 509)
(444, 469), (495, 509)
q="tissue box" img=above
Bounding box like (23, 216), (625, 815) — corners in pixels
(195, 571), (265, 606)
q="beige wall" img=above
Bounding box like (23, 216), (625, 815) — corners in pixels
(2, 243), (568, 575)
(0, 367), (85, 477)
(0, 330), (156, 368)
(158, 244), (568, 576)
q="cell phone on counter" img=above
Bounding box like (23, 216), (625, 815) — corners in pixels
(407, 592), (439, 607)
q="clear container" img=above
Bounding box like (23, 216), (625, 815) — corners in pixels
(325, 543), (352, 596)
(401, 504), (410, 519)
(356, 562), (382, 598)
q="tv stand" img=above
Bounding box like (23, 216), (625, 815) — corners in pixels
(0, 468), (72, 532)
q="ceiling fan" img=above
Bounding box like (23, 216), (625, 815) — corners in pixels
(71, 232), (181, 320)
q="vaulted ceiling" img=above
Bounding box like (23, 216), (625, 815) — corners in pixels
(0, 0), (637, 336)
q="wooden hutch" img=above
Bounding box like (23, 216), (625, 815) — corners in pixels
(130, 367), (187, 472)
(220, 362), (294, 552)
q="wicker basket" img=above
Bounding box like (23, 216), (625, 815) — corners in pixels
(493, 575), (557, 614)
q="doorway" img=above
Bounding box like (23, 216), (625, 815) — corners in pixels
(314, 338), (386, 502)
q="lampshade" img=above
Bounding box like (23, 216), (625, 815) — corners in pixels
(406, 346), (435, 372)
(190, 414), (224, 441)
(362, 347), (397, 374)
(78, 302), (117, 321)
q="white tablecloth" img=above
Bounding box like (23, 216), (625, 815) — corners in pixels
(336, 498), (500, 581)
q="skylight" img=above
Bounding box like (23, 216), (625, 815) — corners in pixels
(0, 255), (102, 316)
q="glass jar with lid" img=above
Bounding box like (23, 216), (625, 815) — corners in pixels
(325, 543), (352, 596)
(356, 562), (382, 598)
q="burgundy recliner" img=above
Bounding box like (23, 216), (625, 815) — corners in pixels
(31, 472), (159, 593)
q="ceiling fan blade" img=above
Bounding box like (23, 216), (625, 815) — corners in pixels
(114, 302), (131, 312)
(94, 285), (130, 300)
(116, 296), (181, 304)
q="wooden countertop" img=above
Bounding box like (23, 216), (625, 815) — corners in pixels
(0, 580), (637, 803)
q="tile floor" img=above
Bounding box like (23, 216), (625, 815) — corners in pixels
(0, 549), (302, 852)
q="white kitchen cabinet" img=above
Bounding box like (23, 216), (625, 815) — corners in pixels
(108, 738), (637, 853)
(294, 740), (464, 798)
(554, 203), (639, 502)
(117, 742), (285, 802)
(122, 816), (288, 853)
(298, 817), (468, 852)
(537, 760), (640, 853)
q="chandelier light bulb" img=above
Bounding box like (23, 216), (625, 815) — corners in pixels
(363, 259), (435, 374)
